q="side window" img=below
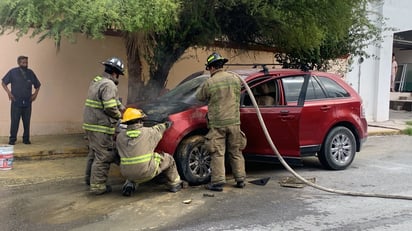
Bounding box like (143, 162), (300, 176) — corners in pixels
(281, 76), (305, 103)
(318, 76), (350, 98)
(241, 78), (275, 107)
(253, 81), (279, 106)
(306, 77), (327, 100)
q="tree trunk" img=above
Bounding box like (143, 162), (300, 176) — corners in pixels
(125, 31), (190, 105)
(146, 45), (188, 99)
(124, 32), (147, 106)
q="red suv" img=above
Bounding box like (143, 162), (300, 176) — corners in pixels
(141, 67), (368, 185)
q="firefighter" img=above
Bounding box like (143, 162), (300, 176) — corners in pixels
(83, 57), (125, 195)
(196, 52), (247, 192)
(116, 108), (183, 197)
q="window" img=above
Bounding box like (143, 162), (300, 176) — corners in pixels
(253, 81), (278, 106)
(241, 78), (276, 106)
(282, 76), (305, 103)
(305, 77), (327, 100)
(318, 76), (350, 98)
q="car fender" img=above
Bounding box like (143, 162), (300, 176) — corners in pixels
(155, 106), (208, 155)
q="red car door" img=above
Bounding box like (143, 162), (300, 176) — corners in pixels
(298, 75), (337, 149)
(240, 77), (302, 158)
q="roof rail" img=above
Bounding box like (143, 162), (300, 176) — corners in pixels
(225, 63), (282, 75)
(300, 64), (310, 72)
(225, 63), (281, 67)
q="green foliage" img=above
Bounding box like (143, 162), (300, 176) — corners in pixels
(213, 0), (385, 70)
(0, 0), (179, 45)
(0, 0), (386, 101)
(402, 121), (412, 136)
(402, 127), (412, 136)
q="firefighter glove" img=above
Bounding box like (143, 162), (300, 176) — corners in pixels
(165, 121), (173, 129)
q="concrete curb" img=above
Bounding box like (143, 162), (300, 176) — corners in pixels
(368, 130), (403, 136)
(13, 148), (88, 160)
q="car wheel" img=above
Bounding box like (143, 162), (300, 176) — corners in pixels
(318, 126), (356, 170)
(175, 135), (211, 185)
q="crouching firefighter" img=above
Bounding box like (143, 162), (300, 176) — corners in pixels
(116, 108), (183, 196)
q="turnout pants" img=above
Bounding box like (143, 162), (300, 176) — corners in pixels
(205, 125), (247, 184)
(157, 152), (181, 187)
(85, 131), (116, 193)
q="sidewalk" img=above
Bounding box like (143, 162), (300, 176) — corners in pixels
(0, 134), (89, 160)
(1, 109), (411, 161)
(367, 109), (412, 135)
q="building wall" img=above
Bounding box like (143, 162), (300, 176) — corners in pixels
(0, 34), (275, 136)
(0, 33), (128, 136)
(346, 0), (412, 122)
(166, 47), (276, 89)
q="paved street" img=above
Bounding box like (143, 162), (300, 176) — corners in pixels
(1, 135), (412, 230)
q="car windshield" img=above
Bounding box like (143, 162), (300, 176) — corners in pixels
(141, 75), (208, 123)
(156, 75), (209, 105)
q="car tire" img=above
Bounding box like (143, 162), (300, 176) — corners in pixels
(318, 126), (356, 170)
(175, 135), (211, 185)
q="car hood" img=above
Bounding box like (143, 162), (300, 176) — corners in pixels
(141, 101), (201, 123)
(139, 75), (209, 123)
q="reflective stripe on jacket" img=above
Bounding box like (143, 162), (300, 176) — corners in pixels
(83, 75), (122, 135)
(116, 123), (167, 183)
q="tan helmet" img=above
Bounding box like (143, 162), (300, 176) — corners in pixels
(121, 108), (146, 123)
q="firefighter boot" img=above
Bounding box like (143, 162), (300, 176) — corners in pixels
(235, 181), (245, 188)
(205, 182), (224, 192)
(168, 182), (183, 193)
(91, 184), (112, 195)
(122, 180), (137, 197)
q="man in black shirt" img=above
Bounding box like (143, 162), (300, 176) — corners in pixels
(2, 56), (41, 145)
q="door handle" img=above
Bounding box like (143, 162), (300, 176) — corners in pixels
(320, 105), (331, 111)
(280, 115), (294, 119)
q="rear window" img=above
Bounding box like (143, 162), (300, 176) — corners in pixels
(306, 77), (328, 100)
(317, 76), (350, 98)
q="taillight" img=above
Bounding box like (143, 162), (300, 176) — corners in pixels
(360, 103), (366, 118)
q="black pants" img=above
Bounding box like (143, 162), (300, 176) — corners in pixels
(9, 104), (32, 143)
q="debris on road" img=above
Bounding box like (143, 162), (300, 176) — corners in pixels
(203, 193), (215, 197)
(278, 176), (316, 188)
(249, 177), (271, 186)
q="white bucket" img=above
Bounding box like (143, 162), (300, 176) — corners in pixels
(0, 145), (14, 170)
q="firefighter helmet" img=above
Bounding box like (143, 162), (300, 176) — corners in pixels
(121, 108), (146, 123)
(102, 57), (125, 75)
(205, 52), (228, 70)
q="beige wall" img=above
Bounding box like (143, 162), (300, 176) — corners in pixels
(0, 33), (128, 136)
(166, 47), (276, 89)
(0, 33), (275, 136)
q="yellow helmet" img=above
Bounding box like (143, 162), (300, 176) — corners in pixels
(122, 108), (146, 123)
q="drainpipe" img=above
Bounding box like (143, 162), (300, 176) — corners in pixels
(357, 57), (364, 93)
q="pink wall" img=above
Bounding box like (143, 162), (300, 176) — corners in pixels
(0, 32), (128, 136)
(166, 47), (276, 89)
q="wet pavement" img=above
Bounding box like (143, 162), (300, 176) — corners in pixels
(2, 135), (412, 230)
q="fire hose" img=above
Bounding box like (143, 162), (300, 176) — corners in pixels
(238, 76), (412, 200)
